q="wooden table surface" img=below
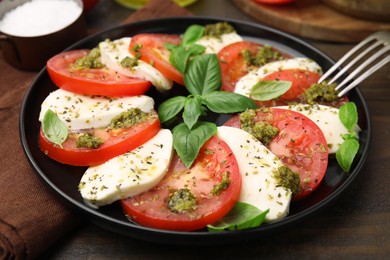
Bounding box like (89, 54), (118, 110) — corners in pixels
(4, 0), (390, 258)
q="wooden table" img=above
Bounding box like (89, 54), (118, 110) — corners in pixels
(3, 0), (389, 258)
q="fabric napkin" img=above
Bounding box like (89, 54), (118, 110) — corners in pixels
(0, 0), (191, 259)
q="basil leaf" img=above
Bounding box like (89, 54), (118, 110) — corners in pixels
(170, 44), (206, 74)
(203, 91), (257, 113)
(169, 46), (190, 74)
(207, 202), (269, 232)
(339, 102), (358, 132)
(158, 96), (186, 124)
(185, 54), (221, 95)
(183, 96), (203, 129)
(182, 24), (205, 46)
(163, 43), (179, 52)
(249, 80), (292, 101)
(336, 138), (360, 172)
(42, 109), (68, 147)
(172, 121), (217, 168)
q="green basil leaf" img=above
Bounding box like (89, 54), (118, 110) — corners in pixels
(182, 24), (205, 46)
(163, 43), (179, 52)
(249, 80), (292, 101)
(203, 91), (257, 113)
(158, 96), (186, 124)
(183, 96), (203, 130)
(42, 109), (68, 147)
(169, 46), (190, 74)
(336, 138), (360, 172)
(184, 54), (221, 95)
(339, 102), (358, 132)
(170, 44), (206, 74)
(207, 202), (269, 232)
(172, 121), (217, 168)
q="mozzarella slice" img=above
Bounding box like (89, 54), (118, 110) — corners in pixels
(79, 129), (173, 208)
(278, 104), (360, 154)
(217, 126), (292, 223)
(99, 37), (173, 91)
(38, 88), (154, 130)
(195, 32), (242, 54)
(234, 57), (323, 97)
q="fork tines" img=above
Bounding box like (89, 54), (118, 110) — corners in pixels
(318, 31), (390, 97)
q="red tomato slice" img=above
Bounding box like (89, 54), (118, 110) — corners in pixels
(266, 69), (321, 100)
(218, 41), (290, 92)
(129, 34), (184, 85)
(253, 0), (295, 4)
(121, 136), (241, 231)
(224, 108), (328, 201)
(47, 50), (151, 97)
(39, 111), (160, 166)
(254, 69), (321, 107)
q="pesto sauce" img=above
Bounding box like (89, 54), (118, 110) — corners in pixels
(239, 109), (279, 145)
(120, 56), (138, 69)
(73, 47), (104, 69)
(273, 166), (300, 195)
(110, 108), (149, 129)
(241, 45), (283, 67)
(303, 81), (339, 104)
(204, 21), (236, 38)
(76, 132), (104, 149)
(131, 43), (143, 59)
(168, 188), (197, 213)
(120, 43), (143, 69)
(211, 171), (231, 196)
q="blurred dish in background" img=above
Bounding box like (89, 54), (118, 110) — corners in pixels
(115, 0), (197, 9)
(322, 0), (390, 22)
(0, 0), (86, 70)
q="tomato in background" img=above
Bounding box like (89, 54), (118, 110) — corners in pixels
(82, 0), (99, 11)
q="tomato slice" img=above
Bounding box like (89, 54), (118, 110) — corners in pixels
(224, 108), (328, 201)
(47, 50), (151, 97)
(129, 34), (184, 85)
(253, 69), (321, 107)
(218, 41), (290, 92)
(39, 111), (160, 166)
(121, 136), (241, 231)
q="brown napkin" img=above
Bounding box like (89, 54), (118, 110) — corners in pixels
(0, 0), (191, 259)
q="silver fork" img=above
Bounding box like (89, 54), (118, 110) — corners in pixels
(318, 31), (390, 97)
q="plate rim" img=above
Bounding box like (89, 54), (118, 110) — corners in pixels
(19, 16), (372, 244)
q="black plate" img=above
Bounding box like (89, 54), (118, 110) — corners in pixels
(19, 17), (371, 245)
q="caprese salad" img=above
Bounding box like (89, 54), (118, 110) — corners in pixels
(38, 22), (361, 232)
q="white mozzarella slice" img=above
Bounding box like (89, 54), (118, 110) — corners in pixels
(38, 88), (154, 131)
(217, 126), (292, 223)
(234, 57), (323, 97)
(79, 129), (173, 208)
(99, 37), (173, 91)
(195, 32), (242, 54)
(278, 104), (360, 154)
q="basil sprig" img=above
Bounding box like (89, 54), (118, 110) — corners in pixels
(249, 80), (292, 101)
(207, 202), (269, 232)
(336, 102), (360, 172)
(165, 24), (206, 73)
(158, 54), (257, 167)
(42, 109), (68, 147)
